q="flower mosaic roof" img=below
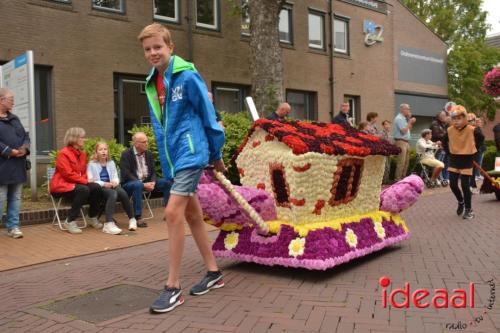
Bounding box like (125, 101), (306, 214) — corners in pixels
(237, 119), (401, 157)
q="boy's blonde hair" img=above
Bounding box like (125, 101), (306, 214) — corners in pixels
(63, 127), (85, 147)
(90, 141), (110, 162)
(138, 23), (173, 46)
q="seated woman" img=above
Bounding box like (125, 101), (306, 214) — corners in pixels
(49, 127), (104, 234)
(87, 141), (138, 234)
(416, 129), (444, 186)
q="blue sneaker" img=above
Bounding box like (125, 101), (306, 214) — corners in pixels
(150, 287), (184, 313)
(190, 271), (224, 296)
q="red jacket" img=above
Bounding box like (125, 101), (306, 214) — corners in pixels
(50, 146), (88, 193)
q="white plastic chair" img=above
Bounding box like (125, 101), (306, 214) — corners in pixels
(47, 167), (87, 231)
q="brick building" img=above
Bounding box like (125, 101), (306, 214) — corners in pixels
(0, 0), (448, 170)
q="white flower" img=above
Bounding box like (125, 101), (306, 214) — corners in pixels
(288, 237), (306, 257)
(374, 221), (386, 239)
(224, 232), (239, 250)
(345, 228), (358, 248)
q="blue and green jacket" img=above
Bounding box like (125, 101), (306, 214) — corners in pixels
(145, 55), (225, 180)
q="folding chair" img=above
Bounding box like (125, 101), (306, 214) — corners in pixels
(47, 167), (87, 231)
(140, 191), (154, 220)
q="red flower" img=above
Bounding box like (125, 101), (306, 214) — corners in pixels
(257, 183), (266, 190)
(291, 198), (306, 206)
(265, 134), (275, 141)
(313, 200), (325, 215)
(282, 135), (309, 154)
(292, 163), (312, 172)
(252, 140), (261, 148)
(238, 168), (245, 176)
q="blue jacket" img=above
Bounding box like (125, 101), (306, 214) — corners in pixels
(0, 112), (30, 184)
(145, 55), (225, 180)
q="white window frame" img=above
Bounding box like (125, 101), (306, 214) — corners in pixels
(196, 0), (219, 30)
(153, 0), (179, 23)
(279, 5), (293, 44)
(334, 16), (349, 54)
(92, 0), (124, 13)
(308, 10), (325, 50)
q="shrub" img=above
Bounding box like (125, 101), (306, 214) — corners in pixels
(482, 145), (497, 171)
(49, 138), (126, 168)
(83, 138), (125, 166)
(221, 112), (253, 184)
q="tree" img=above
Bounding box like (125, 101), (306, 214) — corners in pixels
(247, 0), (286, 115)
(402, 0), (500, 119)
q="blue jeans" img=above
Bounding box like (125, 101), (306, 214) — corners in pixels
(436, 149), (449, 180)
(122, 178), (172, 217)
(0, 183), (23, 230)
(474, 152), (484, 178)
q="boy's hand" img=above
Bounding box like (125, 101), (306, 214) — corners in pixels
(213, 159), (226, 173)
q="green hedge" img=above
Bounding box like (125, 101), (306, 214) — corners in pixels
(221, 112), (253, 184)
(49, 138), (126, 168)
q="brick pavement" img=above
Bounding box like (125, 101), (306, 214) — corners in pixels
(0, 190), (498, 333)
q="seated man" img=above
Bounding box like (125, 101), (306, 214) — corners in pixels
(416, 129), (444, 186)
(120, 132), (171, 226)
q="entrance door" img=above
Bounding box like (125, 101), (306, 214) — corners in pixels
(114, 75), (149, 145)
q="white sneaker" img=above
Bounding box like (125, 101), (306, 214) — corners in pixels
(128, 218), (137, 231)
(64, 220), (82, 234)
(88, 217), (103, 229)
(7, 227), (23, 239)
(435, 179), (442, 187)
(103, 222), (122, 235)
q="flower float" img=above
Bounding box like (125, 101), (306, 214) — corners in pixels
(198, 120), (423, 270)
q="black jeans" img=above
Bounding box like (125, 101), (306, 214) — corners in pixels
(102, 187), (133, 222)
(52, 183), (103, 222)
(449, 172), (472, 210)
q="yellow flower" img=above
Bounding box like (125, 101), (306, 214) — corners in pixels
(224, 232), (239, 250)
(288, 237), (306, 258)
(374, 221), (386, 239)
(345, 228), (358, 248)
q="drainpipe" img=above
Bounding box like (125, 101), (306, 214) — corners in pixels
(186, 0), (194, 61)
(328, 0), (334, 122)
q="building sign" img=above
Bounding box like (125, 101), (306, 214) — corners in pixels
(0, 51), (38, 199)
(339, 0), (388, 14)
(398, 47), (447, 87)
(363, 20), (384, 46)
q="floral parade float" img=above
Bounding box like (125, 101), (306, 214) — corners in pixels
(198, 119), (424, 270)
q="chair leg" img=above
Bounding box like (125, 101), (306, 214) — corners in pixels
(79, 209), (88, 229)
(51, 196), (66, 231)
(142, 192), (154, 220)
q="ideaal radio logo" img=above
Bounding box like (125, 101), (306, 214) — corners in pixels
(378, 276), (496, 330)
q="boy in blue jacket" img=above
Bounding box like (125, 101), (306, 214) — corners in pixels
(138, 23), (226, 313)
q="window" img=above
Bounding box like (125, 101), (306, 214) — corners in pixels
(212, 83), (250, 114)
(270, 163), (290, 207)
(286, 90), (317, 120)
(92, 0), (124, 13)
(114, 75), (149, 145)
(196, 0), (219, 30)
(241, 0), (250, 35)
(344, 95), (360, 125)
(279, 5), (293, 44)
(334, 16), (349, 54)
(35, 66), (54, 155)
(329, 158), (364, 207)
(154, 0), (179, 23)
(308, 10), (325, 50)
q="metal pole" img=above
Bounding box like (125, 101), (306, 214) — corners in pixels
(27, 51), (37, 201)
